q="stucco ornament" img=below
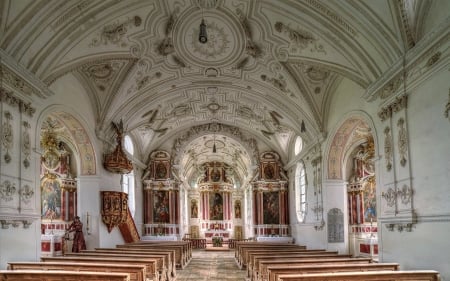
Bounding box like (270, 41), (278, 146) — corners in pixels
(0, 180), (16, 202)
(384, 127), (393, 171)
(397, 118), (408, 167)
(2, 111), (13, 163)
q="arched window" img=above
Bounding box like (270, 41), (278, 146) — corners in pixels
(295, 161), (307, 222)
(294, 136), (303, 155)
(122, 135), (135, 217)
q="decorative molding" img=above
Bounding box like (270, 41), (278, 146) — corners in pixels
(425, 51), (441, 67)
(303, 0), (357, 36)
(22, 121), (31, 168)
(398, 0), (416, 49)
(157, 37), (175, 56)
(89, 16), (142, 47)
(0, 180), (16, 202)
(381, 185), (414, 209)
(2, 111), (13, 163)
(398, 184), (413, 205)
(52, 1), (90, 29)
(235, 8), (262, 69)
(0, 218), (35, 229)
(274, 21), (325, 54)
(385, 222), (413, 232)
(0, 88), (36, 117)
(383, 126), (393, 171)
(381, 187), (396, 207)
(378, 95), (408, 121)
(0, 65), (43, 98)
(397, 118), (408, 167)
(260, 74), (293, 97)
(380, 77), (402, 100)
(172, 123), (259, 167)
(19, 185), (34, 204)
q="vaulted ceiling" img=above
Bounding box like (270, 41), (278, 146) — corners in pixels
(1, 0), (445, 187)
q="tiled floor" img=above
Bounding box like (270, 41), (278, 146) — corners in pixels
(176, 248), (247, 281)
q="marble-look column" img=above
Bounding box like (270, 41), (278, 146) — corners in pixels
(143, 189), (153, 224)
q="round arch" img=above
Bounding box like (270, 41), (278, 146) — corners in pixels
(36, 106), (97, 176)
(325, 111), (378, 181)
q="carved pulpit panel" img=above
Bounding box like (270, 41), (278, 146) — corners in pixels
(101, 191), (128, 233)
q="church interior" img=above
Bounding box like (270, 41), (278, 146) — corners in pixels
(0, 0), (449, 280)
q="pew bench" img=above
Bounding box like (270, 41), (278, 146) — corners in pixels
(275, 270), (441, 281)
(91, 248), (176, 279)
(236, 244), (307, 268)
(64, 252), (169, 281)
(249, 254), (353, 280)
(118, 242), (190, 269)
(264, 263), (400, 281)
(8, 261), (146, 281)
(127, 241), (192, 260)
(41, 255), (159, 281)
(70, 250), (173, 281)
(0, 270), (130, 281)
(255, 257), (373, 281)
(246, 250), (339, 277)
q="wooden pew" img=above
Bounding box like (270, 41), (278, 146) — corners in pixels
(127, 241), (192, 260)
(248, 253), (352, 280)
(0, 270), (130, 281)
(255, 257), (373, 281)
(8, 261), (145, 281)
(117, 241), (190, 269)
(90, 248), (176, 279)
(246, 249), (335, 276)
(41, 256), (159, 281)
(235, 243), (307, 268)
(275, 270), (441, 281)
(264, 263), (399, 281)
(63, 252), (169, 281)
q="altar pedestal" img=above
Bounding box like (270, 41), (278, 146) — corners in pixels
(41, 234), (63, 257)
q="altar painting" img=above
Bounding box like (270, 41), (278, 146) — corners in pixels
(153, 190), (170, 223)
(41, 175), (62, 220)
(263, 192), (279, 224)
(209, 192), (223, 220)
(363, 179), (377, 222)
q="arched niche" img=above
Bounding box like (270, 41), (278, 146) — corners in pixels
(37, 110), (96, 176)
(325, 112), (377, 180)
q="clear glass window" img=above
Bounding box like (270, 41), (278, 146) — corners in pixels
(295, 161), (307, 222)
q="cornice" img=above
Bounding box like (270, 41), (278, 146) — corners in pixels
(364, 17), (450, 102)
(0, 49), (53, 99)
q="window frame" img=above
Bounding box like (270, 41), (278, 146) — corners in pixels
(295, 161), (307, 222)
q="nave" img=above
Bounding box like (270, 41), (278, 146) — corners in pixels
(177, 249), (246, 281)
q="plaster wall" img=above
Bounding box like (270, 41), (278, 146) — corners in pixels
(377, 66), (450, 280)
(47, 74), (96, 126)
(0, 225), (41, 269)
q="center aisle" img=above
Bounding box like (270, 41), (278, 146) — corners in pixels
(176, 249), (246, 281)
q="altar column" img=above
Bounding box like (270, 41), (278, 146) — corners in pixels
(279, 190), (285, 225)
(143, 187), (153, 224)
(202, 192), (209, 220)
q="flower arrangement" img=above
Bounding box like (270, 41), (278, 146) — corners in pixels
(212, 236), (223, 247)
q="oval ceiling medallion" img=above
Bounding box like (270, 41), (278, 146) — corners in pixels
(174, 10), (244, 68)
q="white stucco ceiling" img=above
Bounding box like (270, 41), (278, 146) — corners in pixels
(1, 0), (446, 186)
